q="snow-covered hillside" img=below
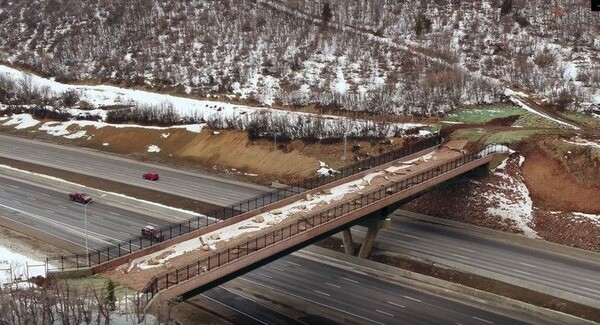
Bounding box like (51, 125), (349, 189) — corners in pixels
(0, 0), (597, 116)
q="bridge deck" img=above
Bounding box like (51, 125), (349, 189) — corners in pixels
(100, 142), (506, 301)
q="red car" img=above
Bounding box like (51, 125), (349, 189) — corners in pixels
(143, 172), (159, 181)
(69, 192), (92, 204)
(141, 225), (164, 241)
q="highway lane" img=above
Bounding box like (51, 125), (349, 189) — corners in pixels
(0, 175), (201, 253)
(0, 134), (269, 206)
(351, 213), (600, 304)
(199, 287), (303, 325)
(205, 252), (531, 325)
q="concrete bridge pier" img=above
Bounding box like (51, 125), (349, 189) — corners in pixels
(357, 218), (391, 258)
(342, 229), (355, 255)
(341, 206), (393, 258)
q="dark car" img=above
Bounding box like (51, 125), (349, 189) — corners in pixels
(143, 172), (159, 181)
(141, 225), (164, 241)
(69, 192), (92, 204)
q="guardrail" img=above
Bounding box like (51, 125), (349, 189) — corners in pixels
(46, 135), (442, 271)
(139, 144), (509, 304)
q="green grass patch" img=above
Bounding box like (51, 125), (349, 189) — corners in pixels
(557, 111), (600, 128)
(444, 104), (523, 124)
(512, 112), (567, 129)
(450, 128), (567, 145)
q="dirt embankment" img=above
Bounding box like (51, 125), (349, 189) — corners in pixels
(403, 138), (600, 252)
(0, 125), (405, 185)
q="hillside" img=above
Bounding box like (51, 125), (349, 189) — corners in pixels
(0, 0), (598, 115)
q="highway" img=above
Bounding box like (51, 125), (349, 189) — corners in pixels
(0, 175), (195, 253)
(351, 213), (600, 305)
(0, 134), (268, 206)
(3, 134), (599, 303)
(196, 252), (532, 325)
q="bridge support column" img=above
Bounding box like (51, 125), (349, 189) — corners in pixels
(357, 218), (390, 259)
(341, 229), (355, 256)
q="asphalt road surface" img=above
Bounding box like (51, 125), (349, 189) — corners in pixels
(0, 134), (268, 206)
(197, 253), (531, 325)
(352, 214), (600, 304)
(0, 175), (199, 253)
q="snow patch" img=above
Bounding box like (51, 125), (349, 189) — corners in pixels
(317, 161), (339, 177)
(147, 145), (161, 153)
(485, 154), (537, 237)
(2, 113), (39, 129)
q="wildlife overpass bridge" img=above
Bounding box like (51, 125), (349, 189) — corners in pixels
(48, 139), (509, 311)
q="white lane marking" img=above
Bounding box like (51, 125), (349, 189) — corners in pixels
(403, 295), (422, 302)
(257, 272), (272, 279)
(399, 233), (420, 240)
(313, 290), (330, 297)
(13, 200), (22, 205)
(0, 202), (120, 245)
(458, 247), (475, 253)
(452, 253), (469, 259)
(0, 188), (4, 192)
(40, 193), (50, 197)
(240, 277), (385, 325)
(513, 269), (531, 275)
(376, 310), (394, 317)
(343, 277), (359, 283)
(200, 294), (269, 325)
(585, 278), (600, 285)
(119, 231), (130, 236)
(472, 316), (493, 323)
(44, 209), (55, 214)
(325, 282), (340, 289)
(109, 211), (120, 216)
(27, 197), (37, 201)
(286, 261), (301, 266)
(147, 223), (159, 227)
(388, 301), (405, 308)
(270, 266), (284, 271)
(518, 262), (537, 268)
(57, 205), (67, 209)
(9, 185), (19, 188)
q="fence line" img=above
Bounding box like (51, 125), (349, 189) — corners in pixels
(46, 135), (442, 271)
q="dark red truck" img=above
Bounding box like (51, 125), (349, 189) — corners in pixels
(69, 192), (92, 204)
(141, 225), (164, 242)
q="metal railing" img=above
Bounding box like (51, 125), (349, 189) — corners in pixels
(46, 135), (442, 271)
(139, 144), (509, 303)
